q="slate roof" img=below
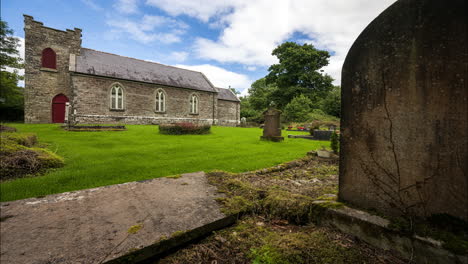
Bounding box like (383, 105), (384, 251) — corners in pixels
(216, 87), (240, 102)
(74, 48), (216, 93)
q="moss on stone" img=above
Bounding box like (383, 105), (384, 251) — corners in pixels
(127, 223), (143, 234)
(263, 190), (315, 224)
(217, 196), (255, 215)
(166, 174), (182, 179)
(171, 230), (186, 237)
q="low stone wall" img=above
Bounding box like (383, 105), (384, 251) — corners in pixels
(217, 119), (240, 127)
(74, 114), (215, 125)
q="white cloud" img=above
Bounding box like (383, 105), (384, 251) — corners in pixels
(246, 66), (256, 71)
(106, 15), (188, 44)
(174, 64), (251, 93)
(170, 51), (189, 62)
(145, 0), (396, 84)
(114, 0), (139, 14)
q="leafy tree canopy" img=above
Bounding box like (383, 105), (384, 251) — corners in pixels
(283, 94), (313, 122)
(0, 21), (24, 121)
(320, 86), (341, 118)
(0, 21), (23, 69)
(229, 87), (240, 95)
(247, 78), (277, 111)
(265, 42), (334, 108)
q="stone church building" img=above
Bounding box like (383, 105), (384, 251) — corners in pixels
(23, 15), (240, 126)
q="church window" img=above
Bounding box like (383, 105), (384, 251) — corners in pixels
(110, 85), (124, 110)
(41, 48), (56, 69)
(155, 89), (166, 112)
(190, 94), (199, 114)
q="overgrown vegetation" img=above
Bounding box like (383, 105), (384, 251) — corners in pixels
(207, 156), (341, 223)
(1, 124), (326, 201)
(0, 127), (64, 180)
(159, 123), (211, 135)
(158, 156), (406, 264)
(157, 216), (405, 264)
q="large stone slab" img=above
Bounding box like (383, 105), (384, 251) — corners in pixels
(0, 172), (231, 263)
(340, 0), (467, 220)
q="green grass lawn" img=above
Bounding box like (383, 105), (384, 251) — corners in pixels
(1, 124), (328, 201)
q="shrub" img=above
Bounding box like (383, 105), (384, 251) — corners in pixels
(1, 132), (37, 147)
(330, 131), (339, 153)
(306, 109), (339, 123)
(0, 125), (17, 132)
(319, 86), (341, 118)
(159, 122), (211, 135)
(0, 132), (64, 180)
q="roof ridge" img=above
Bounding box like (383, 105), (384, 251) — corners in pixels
(81, 48), (205, 75)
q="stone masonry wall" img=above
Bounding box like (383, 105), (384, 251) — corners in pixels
(23, 15), (81, 123)
(217, 100), (240, 126)
(71, 74), (217, 125)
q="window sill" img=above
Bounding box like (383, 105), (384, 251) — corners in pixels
(40, 67), (58, 72)
(110, 109), (125, 112)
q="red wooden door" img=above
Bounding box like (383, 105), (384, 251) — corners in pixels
(52, 94), (69, 123)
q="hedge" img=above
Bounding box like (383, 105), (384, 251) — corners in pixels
(159, 122), (211, 135)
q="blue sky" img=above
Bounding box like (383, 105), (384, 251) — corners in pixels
(2, 0), (395, 95)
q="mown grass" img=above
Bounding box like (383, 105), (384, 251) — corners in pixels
(0, 124), (326, 201)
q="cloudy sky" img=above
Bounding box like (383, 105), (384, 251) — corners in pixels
(2, 0), (396, 94)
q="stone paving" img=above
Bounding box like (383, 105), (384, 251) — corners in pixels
(0, 172), (230, 263)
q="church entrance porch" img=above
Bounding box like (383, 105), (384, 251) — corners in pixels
(51, 94), (69, 123)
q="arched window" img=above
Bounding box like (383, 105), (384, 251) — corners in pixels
(110, 84), (124, 110)
(41, 48), (56, 69)
(155, 89), (166, 112)
(190, 94), (199, 114)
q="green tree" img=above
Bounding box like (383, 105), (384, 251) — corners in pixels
(265, 42), (334, 108)
(320, 86), (341, 117)
(283, 94), (312, 122)
(0, 21), (24, 121)
(229, 87), (240, 95)
(239, 96), (263, 123)
(247, 78), (277, 111)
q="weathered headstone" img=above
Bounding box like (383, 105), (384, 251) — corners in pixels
(240, 117), (247, 127)
(260, 107), (284, 142)
(340, 0), (467, 220)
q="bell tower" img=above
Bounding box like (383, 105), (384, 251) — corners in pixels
(23, 15), (81, 123)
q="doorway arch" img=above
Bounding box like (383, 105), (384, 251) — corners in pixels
(52, 94), (69, 123)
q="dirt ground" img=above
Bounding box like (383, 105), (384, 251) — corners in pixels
(157, 155), (408, 264)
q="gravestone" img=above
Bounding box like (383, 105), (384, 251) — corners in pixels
(240, 117), (247, 127)
(340, 0), (467, 220)
(312, 130), (332, 141)
(260, 107), (284, 142)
